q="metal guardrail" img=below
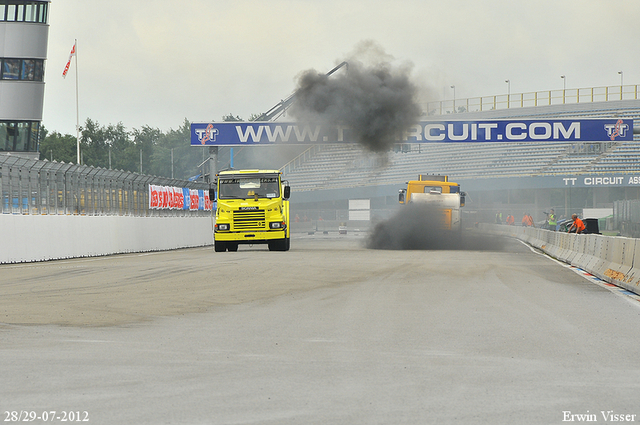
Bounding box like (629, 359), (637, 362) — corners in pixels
(280, 144), (321, 176)
(426, 84), (640, 116)
(0, 155), (210, 216)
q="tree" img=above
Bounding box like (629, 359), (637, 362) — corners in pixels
(132, 125), (162, 174)
(221, 113), (242, 122)
(40, 118), (210, 179)
(39, 128), (77, 163)
(80, 118), (109, 168)
(152, 118), (204, 180)
(107, 122), (134, 171)
(80, 119), (136, 171)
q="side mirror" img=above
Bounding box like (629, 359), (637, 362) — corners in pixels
(460, 191), (466, 207)
(209, 189), (216, 200)
(398, 189), (406, 204)
(283, 185), (291, 200)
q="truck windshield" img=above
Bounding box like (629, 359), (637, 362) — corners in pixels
(423, 186), (443, 194)
(218, 177), (280, 199)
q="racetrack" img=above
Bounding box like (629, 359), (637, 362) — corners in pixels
(2, 234), (640, 424)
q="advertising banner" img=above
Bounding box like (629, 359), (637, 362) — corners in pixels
(149, 185), (212, 211)
(457, 174), (640, 192)
(191, 119), (633, 146)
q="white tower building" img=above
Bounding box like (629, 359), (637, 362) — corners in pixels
(0, 1), (49, 159)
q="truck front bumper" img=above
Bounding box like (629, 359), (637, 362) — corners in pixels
(214, 228), (286, 244)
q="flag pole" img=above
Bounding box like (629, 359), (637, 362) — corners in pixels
(74, 39), (80, 165)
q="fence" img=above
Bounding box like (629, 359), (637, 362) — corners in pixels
(426, 84), (640, 116)
(0, 154), (210, 216)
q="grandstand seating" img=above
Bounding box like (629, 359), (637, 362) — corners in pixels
(281, 100), (640, 192)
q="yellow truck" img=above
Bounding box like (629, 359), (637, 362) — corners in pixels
(213, 169), (291, 252)
(398, 175), (466, 232)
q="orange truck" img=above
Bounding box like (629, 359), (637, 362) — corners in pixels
(398, 175), (466, 232)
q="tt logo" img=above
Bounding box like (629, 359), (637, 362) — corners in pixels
(604, 119), (629, 141)
(195, 123), (219, 145)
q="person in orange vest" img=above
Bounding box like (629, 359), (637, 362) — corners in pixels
(567, 214), (586, 234)
(521, 213), (529, 226)
(526, 213), (535, 227)
(506, 214), (515, 225)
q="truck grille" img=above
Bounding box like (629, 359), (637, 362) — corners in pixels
(233, 210), (266, 230)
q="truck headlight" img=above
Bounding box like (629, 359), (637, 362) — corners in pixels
(269, 221), (284, 229)
(216, 223), (229, 231)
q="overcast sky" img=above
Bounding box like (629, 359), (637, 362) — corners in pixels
(43, 0), (640, 135)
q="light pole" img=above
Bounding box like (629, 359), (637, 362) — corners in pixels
(505, 79), (510, 108)
(450, 85), (455, 113)
(618, 71), (623, 100)
(561, 75), (566, 103)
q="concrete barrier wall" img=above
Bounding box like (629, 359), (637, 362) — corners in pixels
(480, 224), (640, 296)
(5, 215), (640, 297)
(0, 215), (214, 264)
(0, 216), (370, 265)
(626, 241), (640, 287)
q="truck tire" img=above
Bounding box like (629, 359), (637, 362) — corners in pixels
(214, 241), (226, 252)
(268, 238), (289, 251)
(227, 243), (239, 252)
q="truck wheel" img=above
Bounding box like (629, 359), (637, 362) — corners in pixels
(284, 237), (290, 251)
(269, 238), (288, 251)
(214, 241), (226, 252)
(227, 243), (238, 252)
(268, 239), (288, 251)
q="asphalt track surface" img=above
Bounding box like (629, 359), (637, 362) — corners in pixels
(1, 233), (640, 424)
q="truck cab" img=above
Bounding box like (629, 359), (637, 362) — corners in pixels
(213, 169), (290, 252)
(398, 175), (466, 232)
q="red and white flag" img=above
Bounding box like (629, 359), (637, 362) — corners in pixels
(62, 43), (76, 78)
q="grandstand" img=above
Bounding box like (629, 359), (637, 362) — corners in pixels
(283, 98), (640, 192)
(278, 93), (640, 226)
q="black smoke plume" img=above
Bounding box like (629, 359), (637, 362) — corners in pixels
(366, 203), (506, 251)
(289, 41), (422, 153)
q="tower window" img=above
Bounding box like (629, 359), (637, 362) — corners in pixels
(0, 2), (49, 23)
(1, 58), (45, 81)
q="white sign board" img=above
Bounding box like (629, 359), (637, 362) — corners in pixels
(349, 199), (370, 210)
(349, 210), (371, 221)
(349, 199), (370, 221)
(582, 208), (613, 219)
